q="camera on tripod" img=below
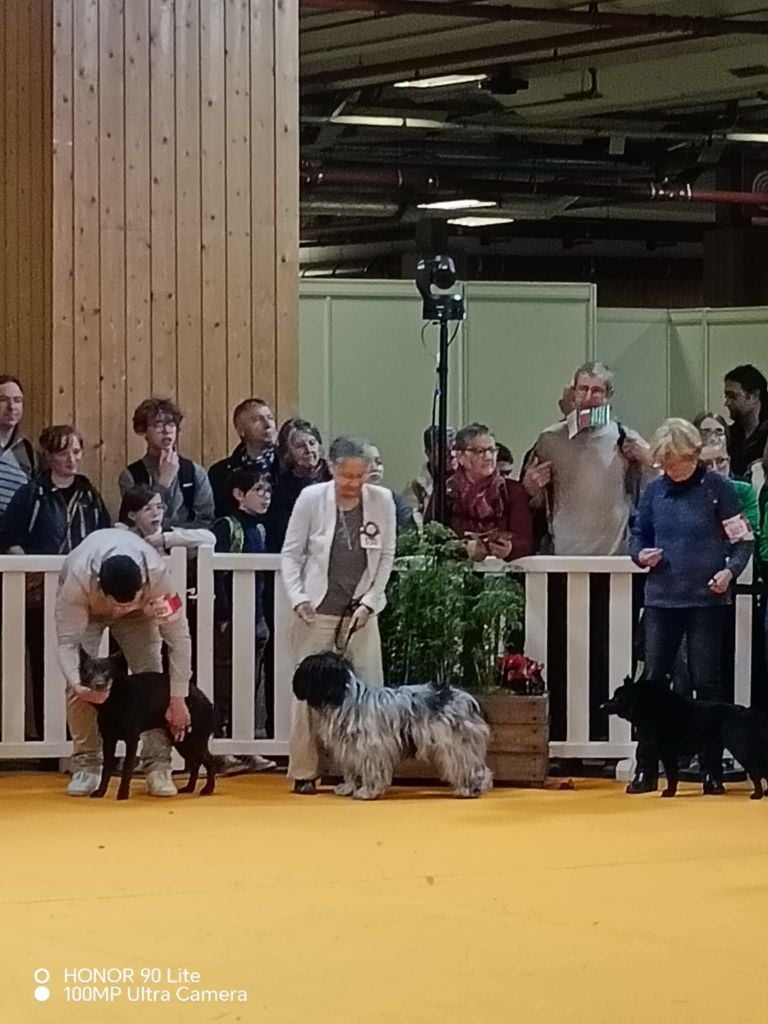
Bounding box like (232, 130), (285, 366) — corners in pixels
(415, 255), (465, 323)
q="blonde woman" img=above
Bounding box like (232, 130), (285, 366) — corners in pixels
(628, 418), (753, 793)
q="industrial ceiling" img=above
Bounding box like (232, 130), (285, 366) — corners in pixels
(299, 0), (768, 286)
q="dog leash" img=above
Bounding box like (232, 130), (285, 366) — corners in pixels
(333, 600), (360, 656)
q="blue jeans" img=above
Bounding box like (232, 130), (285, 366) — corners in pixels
(643, 606), (725, 702)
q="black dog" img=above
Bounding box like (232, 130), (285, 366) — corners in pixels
(603, 678), (768, 800)
(80, 651), (216, 800)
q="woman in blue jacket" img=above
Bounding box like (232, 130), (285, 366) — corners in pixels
(628, 417), (753, 793)
(0, 425), (110, 739)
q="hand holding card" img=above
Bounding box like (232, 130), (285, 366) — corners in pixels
(638, 547), (663, 568)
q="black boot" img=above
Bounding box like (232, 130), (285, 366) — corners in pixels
(626, 771), (658, 794)
(702, 774), (726, 795)
(292, 779), (317, 795)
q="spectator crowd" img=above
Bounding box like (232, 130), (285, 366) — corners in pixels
(1, 359), (766, 796)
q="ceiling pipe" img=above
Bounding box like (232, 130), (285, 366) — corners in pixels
(302, 27), (678, 91)
(301, 0), (768, 37)
(301, 113), (721, 143)
(302, 163), (768, 206)
(301, 198), (401, 216)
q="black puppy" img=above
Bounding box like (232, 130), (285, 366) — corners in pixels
(603, 678), (768, 800)
(79, 651), (216, 800)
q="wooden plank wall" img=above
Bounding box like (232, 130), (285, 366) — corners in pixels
(51, 0), (299, 505)
(0, 0), (53, 447)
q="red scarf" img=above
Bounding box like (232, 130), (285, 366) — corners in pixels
(447, 467), (508, 536)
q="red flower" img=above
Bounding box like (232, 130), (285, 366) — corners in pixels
(498, 653), (545, 689)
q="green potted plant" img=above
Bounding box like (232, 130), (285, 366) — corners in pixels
(380, 524), (549, 784)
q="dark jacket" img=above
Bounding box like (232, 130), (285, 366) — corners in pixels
(266, 462), (332, 553)
(0, 472), (111, 554)
(208, 443), (277, 518)
(630, 467), (753, 607)
(212, 510), (267, 624)
(728, 419), (768, 479)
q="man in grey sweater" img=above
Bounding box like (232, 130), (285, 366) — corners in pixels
(523, 362), (653, 555)
(56, 529), (192, 797)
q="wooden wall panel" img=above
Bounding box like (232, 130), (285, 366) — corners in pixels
(174, 0), (202, 457)
(47, 0), (298, 498)
(250, 0), (276, 403)
(72, 0), (101, 478)
(1, 0), (53, 445)
(274, 0), (299, 418)
(200, 0), (228, 470)
(98, 0), (127, 512)
(52, 0), (76, 428)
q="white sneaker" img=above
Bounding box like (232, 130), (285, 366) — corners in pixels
(67, 771), (101, 797)
(243, 755), (277, 773)
(145, 769), (177, 797)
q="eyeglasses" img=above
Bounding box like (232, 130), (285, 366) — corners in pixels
(464, 446), (498, 457)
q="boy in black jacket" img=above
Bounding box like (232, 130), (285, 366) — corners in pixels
(212, 468), (275, 773)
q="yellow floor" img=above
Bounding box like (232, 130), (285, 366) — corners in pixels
(1, 773), (767, 1024)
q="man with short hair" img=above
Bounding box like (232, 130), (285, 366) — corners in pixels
(723, 364), (768, 479)
(401, 424), (457, 528)
(0, 375), (35, 512)
(118, 398), (214, 529)
(208, 398), (278, 517)
(523, 361), (652, 555)
(56, 528), (192, 797)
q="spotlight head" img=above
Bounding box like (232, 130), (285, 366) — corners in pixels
(415, 255), (465, 322)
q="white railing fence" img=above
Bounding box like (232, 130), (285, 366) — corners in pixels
(0, 552), (758, 765)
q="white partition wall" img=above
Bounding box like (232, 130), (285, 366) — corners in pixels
(299, 280), (596, 484)
(598, 305), (768, 432)
(595, 308), (671, 441)
(299, 282), (768, 480)
(462, 283), (595, 460)
(299, 281), (464, 492)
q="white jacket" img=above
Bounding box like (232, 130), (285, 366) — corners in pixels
(55, 529), (191, 696)
(281, 482), (396, 615)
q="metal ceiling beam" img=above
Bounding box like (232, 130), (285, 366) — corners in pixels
(302, 27), (681, 90)
(302, 162), (768, 205)
(301, 0), (768, 36)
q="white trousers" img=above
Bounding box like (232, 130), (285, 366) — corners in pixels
(287, 613), (383, 781)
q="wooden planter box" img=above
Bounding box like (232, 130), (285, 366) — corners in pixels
(325, 693), (549, 788)
(479, 692), (549, 786)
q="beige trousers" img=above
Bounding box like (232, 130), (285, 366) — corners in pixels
(287, 613), (383, 781)
(66, 617), (173, 773)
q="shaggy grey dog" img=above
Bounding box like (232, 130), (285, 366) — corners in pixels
(292, 651), (493, 800)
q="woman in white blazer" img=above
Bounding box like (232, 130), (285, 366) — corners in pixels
(281, 435), (397, 793)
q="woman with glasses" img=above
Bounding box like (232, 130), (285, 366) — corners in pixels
(693, 411), (729, 449)
(428, 422), (533, 562)
(628, 418), (753, 793)
(281, 435), (396, 794)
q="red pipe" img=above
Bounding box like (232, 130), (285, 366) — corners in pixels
(302, 26), (667, 89)
(301, 0), (768, 36)
(302, 164), (768, 206)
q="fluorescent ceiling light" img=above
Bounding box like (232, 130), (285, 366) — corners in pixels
(448, 216), (515, 227)
(329, 114), (447, 129)
(418, 199), (497, 211)
(394, 73), (488, 90)
(726, 132), (768, 143)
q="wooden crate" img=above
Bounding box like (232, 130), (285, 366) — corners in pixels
(323, 693), (550, 787)
(480, 693), (550, 785)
